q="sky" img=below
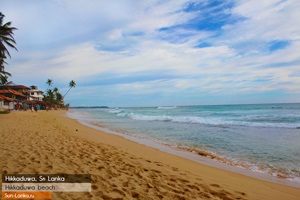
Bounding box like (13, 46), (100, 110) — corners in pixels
(1, 0), (300, 107)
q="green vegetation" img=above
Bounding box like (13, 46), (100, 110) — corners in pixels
(0, 12), (17, 85)
(46, 79), (53, 90)
(43, 79), (76, 109)
(0, 110), (10, 114)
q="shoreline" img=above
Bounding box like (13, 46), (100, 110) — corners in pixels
(69, 113), (300, 188)
(1, 110), (300, 199)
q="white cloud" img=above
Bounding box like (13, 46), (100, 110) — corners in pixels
(222, 0), (300, 44)
(2, 0), (300, 105)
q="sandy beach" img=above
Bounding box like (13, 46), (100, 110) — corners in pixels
(1, 110), (300, 200)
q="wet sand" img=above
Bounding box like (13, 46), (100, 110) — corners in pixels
(1, 110), (300, 199)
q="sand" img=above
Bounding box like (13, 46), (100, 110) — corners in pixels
(1, 110), (300, 200)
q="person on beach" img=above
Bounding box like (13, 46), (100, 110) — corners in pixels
(31, 105), (34, 112)
(23, 103), (28, 111)
(15, 102), (20, 111)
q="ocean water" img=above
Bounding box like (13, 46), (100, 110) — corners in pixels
(67, 103), (300, 183)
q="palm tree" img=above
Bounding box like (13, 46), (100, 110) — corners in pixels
(0, 53), (6, 68)
(0, 71), (11, 85)
(45, 89), (55, 103)
(53, 87), (63, 102)
(53, 87), (58, 93)
(0, 13), (17, 84)
(46, 79), (53, 91)
(55, 92), (63, 102)
(0, 12), (17, 60)
(0, 68), (11, 85)
(63, 80), (76, 99)
(0, 67), (12, 86)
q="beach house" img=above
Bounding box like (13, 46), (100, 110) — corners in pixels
(0, 85), (30, 99)
(0, 85), (30, 94)
(28, 85), (44, 101)
(0, 88), (27, 101)
(0, 84), (46, 110)
(0, 94), (14, 110)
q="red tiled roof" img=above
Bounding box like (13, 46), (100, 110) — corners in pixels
(0, 85), (30, 89)
(0, 94), (13, 102)
(0, 89), (27, 97)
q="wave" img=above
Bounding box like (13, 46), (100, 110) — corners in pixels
(116, 112), (300, 129)
(69, 109), (300, 184)
(106, 109), (122, 114)
(157, 106), (177, 110)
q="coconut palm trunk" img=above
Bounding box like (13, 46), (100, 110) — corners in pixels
(63, 80), (76, 99)
(0, 67), (11, 85)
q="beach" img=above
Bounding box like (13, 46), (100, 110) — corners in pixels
(1, 110), (300, 200)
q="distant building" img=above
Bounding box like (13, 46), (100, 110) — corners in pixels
(0, 84), (45, 105)
(0, 84), (30, 93)
(0, 94), (14, 110)
(0, 85), (29, 109)
(28, 85), (44, 101)
(0, 89), (27, 101)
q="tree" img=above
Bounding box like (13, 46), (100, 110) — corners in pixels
(53, 87), (58, 93)
(0, 13), (17, 84)
(0, 12), (17, 62)
(46, 79), (53, 90)
(63, 80), (76, 99)
(43, 82), (66, 108)
(53, 87), (63, 102)
(44, 89), (55, 103)
(55, 92), (63, 102)
(43, 80), (76, 108)
(0, 65), (11, 85)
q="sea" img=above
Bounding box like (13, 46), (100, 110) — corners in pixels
(67, 103), (300, 185)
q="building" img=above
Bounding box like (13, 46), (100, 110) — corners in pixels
(0, 85), (29, 110)
(0, 84), (45, 110)
(28, 85), (44, 101)
(0, 94), (14, 110)
(0, 89), (28, 101)
(0, 85), (30, 95)
(0, 85), (30, 100)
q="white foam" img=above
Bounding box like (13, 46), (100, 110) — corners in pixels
(115, 112), (299, 128)
(66, 110), (300, 188)
(119, 110), (300, 129)
(107, 109), (122, 114)
(157, 106), (177, 109)
(287, 177), (300, 183)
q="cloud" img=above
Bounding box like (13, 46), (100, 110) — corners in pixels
(219, 0), (300, 53)
(2, 0), (300, 106)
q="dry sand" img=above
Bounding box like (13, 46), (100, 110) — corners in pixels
(1, 110), (300, 200)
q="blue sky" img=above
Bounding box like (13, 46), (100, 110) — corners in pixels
(2, 0), (300, 107)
